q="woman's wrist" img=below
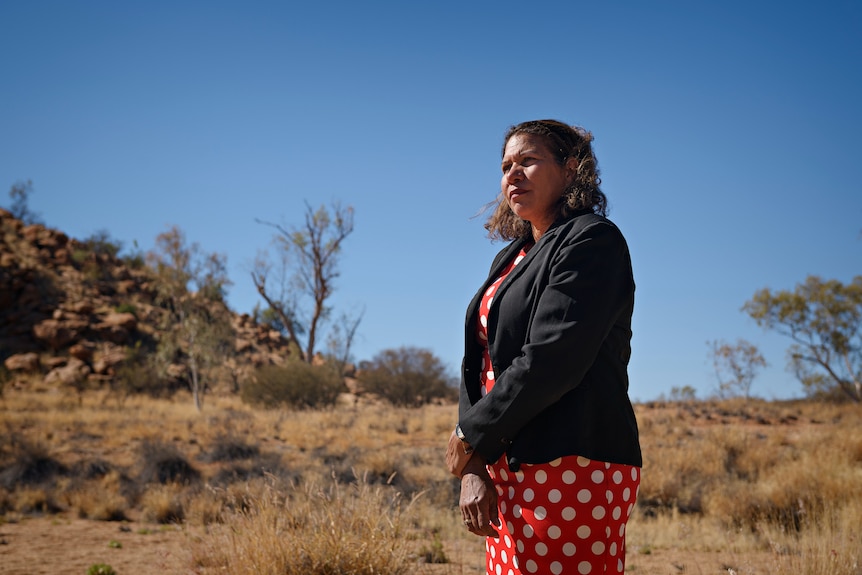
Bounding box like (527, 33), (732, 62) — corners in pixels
(454, 423), (474, 454)
(446, 428), (478, 476)
(460, 453), (488, 477)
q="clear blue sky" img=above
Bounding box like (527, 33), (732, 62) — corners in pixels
(2, 1), (860, 401)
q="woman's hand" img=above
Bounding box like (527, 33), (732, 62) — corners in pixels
(459, 456), (500, 537)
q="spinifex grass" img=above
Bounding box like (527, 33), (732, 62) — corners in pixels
(191, 476), (412, 575)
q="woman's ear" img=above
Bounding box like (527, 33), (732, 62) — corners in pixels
(565, 156), (579, 182)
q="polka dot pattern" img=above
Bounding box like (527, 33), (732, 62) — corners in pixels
(476, 245), (530, 396)
(485, 456), (640, 574)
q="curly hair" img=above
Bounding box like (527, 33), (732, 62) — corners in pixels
(485, 119), (607, 241)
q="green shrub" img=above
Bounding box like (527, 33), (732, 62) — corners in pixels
(420, 530), (448, 564)
(86, 563), (117, 575)
(112, 354), (176, 401)
(357, 347), (457, 407)
(80, 229), (123, 259)
(71, 249), (90, 265)
(114, 303), (137, 315)
(121, 250), (145, 270)
(241, 362), (345, 409)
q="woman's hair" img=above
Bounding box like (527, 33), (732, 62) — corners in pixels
(484, 119), (607, 241)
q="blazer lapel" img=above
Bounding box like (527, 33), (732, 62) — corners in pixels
(489, 225), (562, 311)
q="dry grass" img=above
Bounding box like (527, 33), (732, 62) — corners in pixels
(1, 389), (861, 574)
(630, 398), (862, 574)
(190, 476), (413, 575)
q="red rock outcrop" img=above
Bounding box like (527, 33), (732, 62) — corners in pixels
(0, 208), (294, 393)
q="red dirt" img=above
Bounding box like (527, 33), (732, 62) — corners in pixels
(0, 514), (778, 575)
(0, 516), (192, 575)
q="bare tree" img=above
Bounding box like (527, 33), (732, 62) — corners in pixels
(326, 309), (364, 372)
(148, 225), (234, 410)
(709, 338), (767, 399)
(252, 201), (359, 364)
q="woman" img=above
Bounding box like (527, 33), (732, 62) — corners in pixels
(446, 120), (642, 575)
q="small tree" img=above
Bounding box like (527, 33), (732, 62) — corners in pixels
(6, 179), (42, 225)
(325, 309), (364, 374)
(148, 225), (235, 410)
(709, 338), (766, 399)
(668, 385), (697, 402)
(252, 201), (360, 363)
(743, 275), (862, 402)
(358, 347), (457, 407)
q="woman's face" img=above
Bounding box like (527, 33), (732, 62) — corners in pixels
(501, 133), (573, 237)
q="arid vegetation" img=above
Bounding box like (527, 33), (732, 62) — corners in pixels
(1, 387), (860, 574)
(2, 191), (860, 573)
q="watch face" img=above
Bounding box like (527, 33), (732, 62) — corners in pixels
(455, 424), (466, 441)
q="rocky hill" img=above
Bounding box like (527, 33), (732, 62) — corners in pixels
(0, 208), (294, 394)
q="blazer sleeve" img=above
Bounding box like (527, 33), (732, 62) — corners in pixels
(459, 220), (634, 463)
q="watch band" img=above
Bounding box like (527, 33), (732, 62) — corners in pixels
(455, 424), (474, 454)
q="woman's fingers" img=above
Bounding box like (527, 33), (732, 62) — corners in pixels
(460, 472), (500, 537)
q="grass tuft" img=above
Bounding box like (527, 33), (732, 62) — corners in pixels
(192, 476), (412, 575)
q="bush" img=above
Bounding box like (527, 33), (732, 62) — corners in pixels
(87, 563), (117, 575)
(114, 303), (137, 315)
(112, 355), (176, 401)
(80, 229), (123, 259)
(191, 477), (410, 575)
(139, 484), (185, 524)
(357, 347), (457, 407)
(120, 244), (146, 270)
(199, 434), (260, 463)
(0, 433), (65, 489)
(241, 362), (345, 409)
(137, 440), (200, 486)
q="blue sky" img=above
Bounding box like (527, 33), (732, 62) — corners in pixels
(2, 1), (860, 401)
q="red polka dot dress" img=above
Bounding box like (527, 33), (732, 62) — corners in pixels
(476, 246), (641, 575)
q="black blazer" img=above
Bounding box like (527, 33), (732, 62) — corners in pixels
(458, 210), (642, 471)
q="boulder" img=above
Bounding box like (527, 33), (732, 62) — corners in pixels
(67, 301), (94, 315)
(4, 352), (40, 372)
(91, 312), (137, 344)
(69, 341), (95, 362)
(33, 318), (89, 350)
(44, 357), (90, 387)
(93, 346), (129, 374)
(100, 312), (137, 331)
